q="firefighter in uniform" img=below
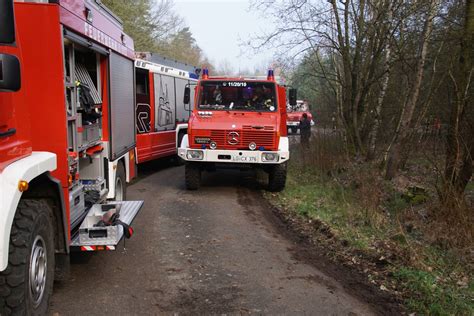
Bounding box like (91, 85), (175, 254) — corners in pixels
(299, 113), (311, 149)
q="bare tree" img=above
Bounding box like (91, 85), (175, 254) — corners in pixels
(249, 0), (400, 155)
(366, 2), (396, 160)
(151, 0), (183, 43)
(384, 0), (440, 179)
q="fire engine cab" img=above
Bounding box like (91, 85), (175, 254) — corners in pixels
(0, 1), (142, 313)
(178, 70), (297, 191)
(287, 100), (314, 134)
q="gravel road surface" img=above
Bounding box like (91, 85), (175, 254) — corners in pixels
(49, 162), (376, 315)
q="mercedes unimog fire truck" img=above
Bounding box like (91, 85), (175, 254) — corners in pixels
(0, 1), (143, 314)
(178, 69), (297, 191)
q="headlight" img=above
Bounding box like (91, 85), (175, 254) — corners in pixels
(249, 142), (257, 151)
(262, 152), (279, 162)
(186, 150), (204, 160)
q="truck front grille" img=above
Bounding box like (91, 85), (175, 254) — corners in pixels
(209, 129), (276, 150)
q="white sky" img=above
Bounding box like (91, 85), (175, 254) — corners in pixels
(173, 0), (274, 73)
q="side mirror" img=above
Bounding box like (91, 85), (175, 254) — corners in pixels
(0, 54), (21, 92)
(0, 0), (16, 44)
(183, 86), (191, 105)
(289, 88), (297, 106)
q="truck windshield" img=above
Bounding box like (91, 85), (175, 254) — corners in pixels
(198, 81), (277, 112)
(287, 100), (308, 112)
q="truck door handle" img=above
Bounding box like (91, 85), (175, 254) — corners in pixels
(0, 128), (16, 138)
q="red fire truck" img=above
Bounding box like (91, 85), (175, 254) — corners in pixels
(0, 1), (143, 313)
(287, 100), (314, 134)
(178, 69), (297, 191)
(134, 55), (199, 163)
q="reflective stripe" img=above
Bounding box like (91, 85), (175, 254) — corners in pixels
(81, 246), (95, 251)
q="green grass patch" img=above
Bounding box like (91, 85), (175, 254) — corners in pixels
(270, 163), (387, 252)
(394, 267), (473, 315)
(466, 181), (474, 193)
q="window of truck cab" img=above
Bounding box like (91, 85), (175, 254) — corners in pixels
(198, 81), (277, 112)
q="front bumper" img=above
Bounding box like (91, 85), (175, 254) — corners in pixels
(287, 120), (315, 127)
(178, 148), (289, 164)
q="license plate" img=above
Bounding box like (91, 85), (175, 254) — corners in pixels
(231, 153), (258, 162)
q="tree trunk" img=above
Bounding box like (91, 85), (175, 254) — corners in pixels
(385, 0), (438, 179)
(443, 0), (474, 200)
(367, 3), (393, 161)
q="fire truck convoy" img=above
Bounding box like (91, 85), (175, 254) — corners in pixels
(0, 0), (197, 314)
(179, 70), (297, 192)
(287, 100), (314, 134)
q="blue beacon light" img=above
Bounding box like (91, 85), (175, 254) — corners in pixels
(267, 69), (274, 81)
(202, 68), (209, 79)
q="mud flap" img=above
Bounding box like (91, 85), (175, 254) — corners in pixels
(70, 201), (143, 251)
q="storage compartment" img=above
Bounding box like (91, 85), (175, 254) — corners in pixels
(81, 177), (107, 195)
(78, 204), (121, 245)
(69, 184), (85, 227)
(81, 121), (101, 149)
(109, 52), (136, 159)
(74, 201), (144, 247)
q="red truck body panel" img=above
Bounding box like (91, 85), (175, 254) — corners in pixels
(14, 4), (69, 188)
(136, 72), (177, 162)
(59, 1), (134, 59)
(136, 131), (176, 162)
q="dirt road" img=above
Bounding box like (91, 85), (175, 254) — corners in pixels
(49, 162), (378, 315)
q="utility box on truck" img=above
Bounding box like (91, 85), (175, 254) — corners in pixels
(178, 69), (297, 191)
(0, 1), (143, 314)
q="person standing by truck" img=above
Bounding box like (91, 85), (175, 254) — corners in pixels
(299, 113), (311, 149)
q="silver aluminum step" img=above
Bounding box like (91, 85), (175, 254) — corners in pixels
(70, 200), (143, 250)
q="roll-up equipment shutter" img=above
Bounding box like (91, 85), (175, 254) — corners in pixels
(109, 52), (135, 159)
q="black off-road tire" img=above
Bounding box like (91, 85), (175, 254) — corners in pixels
(268, 163), (287, 192)
(115, 162), (127, 201)
(185, 163), (201, 190)
(0, 199), (55, 316)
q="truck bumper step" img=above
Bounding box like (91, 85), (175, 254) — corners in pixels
(70, 200), (143, 251)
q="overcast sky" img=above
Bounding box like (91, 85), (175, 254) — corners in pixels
(173, 0), (274, 73)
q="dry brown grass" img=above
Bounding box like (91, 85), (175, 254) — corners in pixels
(293, 129), (473, 252)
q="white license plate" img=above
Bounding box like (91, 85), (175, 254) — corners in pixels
(231, 153), (258, 162)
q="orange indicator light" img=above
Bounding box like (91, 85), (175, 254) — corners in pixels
(18, 180), (29, 192)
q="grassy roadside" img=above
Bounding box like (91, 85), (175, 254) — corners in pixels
(264, 152), (473, 315)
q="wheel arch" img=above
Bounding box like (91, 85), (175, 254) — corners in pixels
(0, 152), (58, 271)
(176, 123), (188, 147)
(106, 155), (128, 200)
(22, 173), (69, 256)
